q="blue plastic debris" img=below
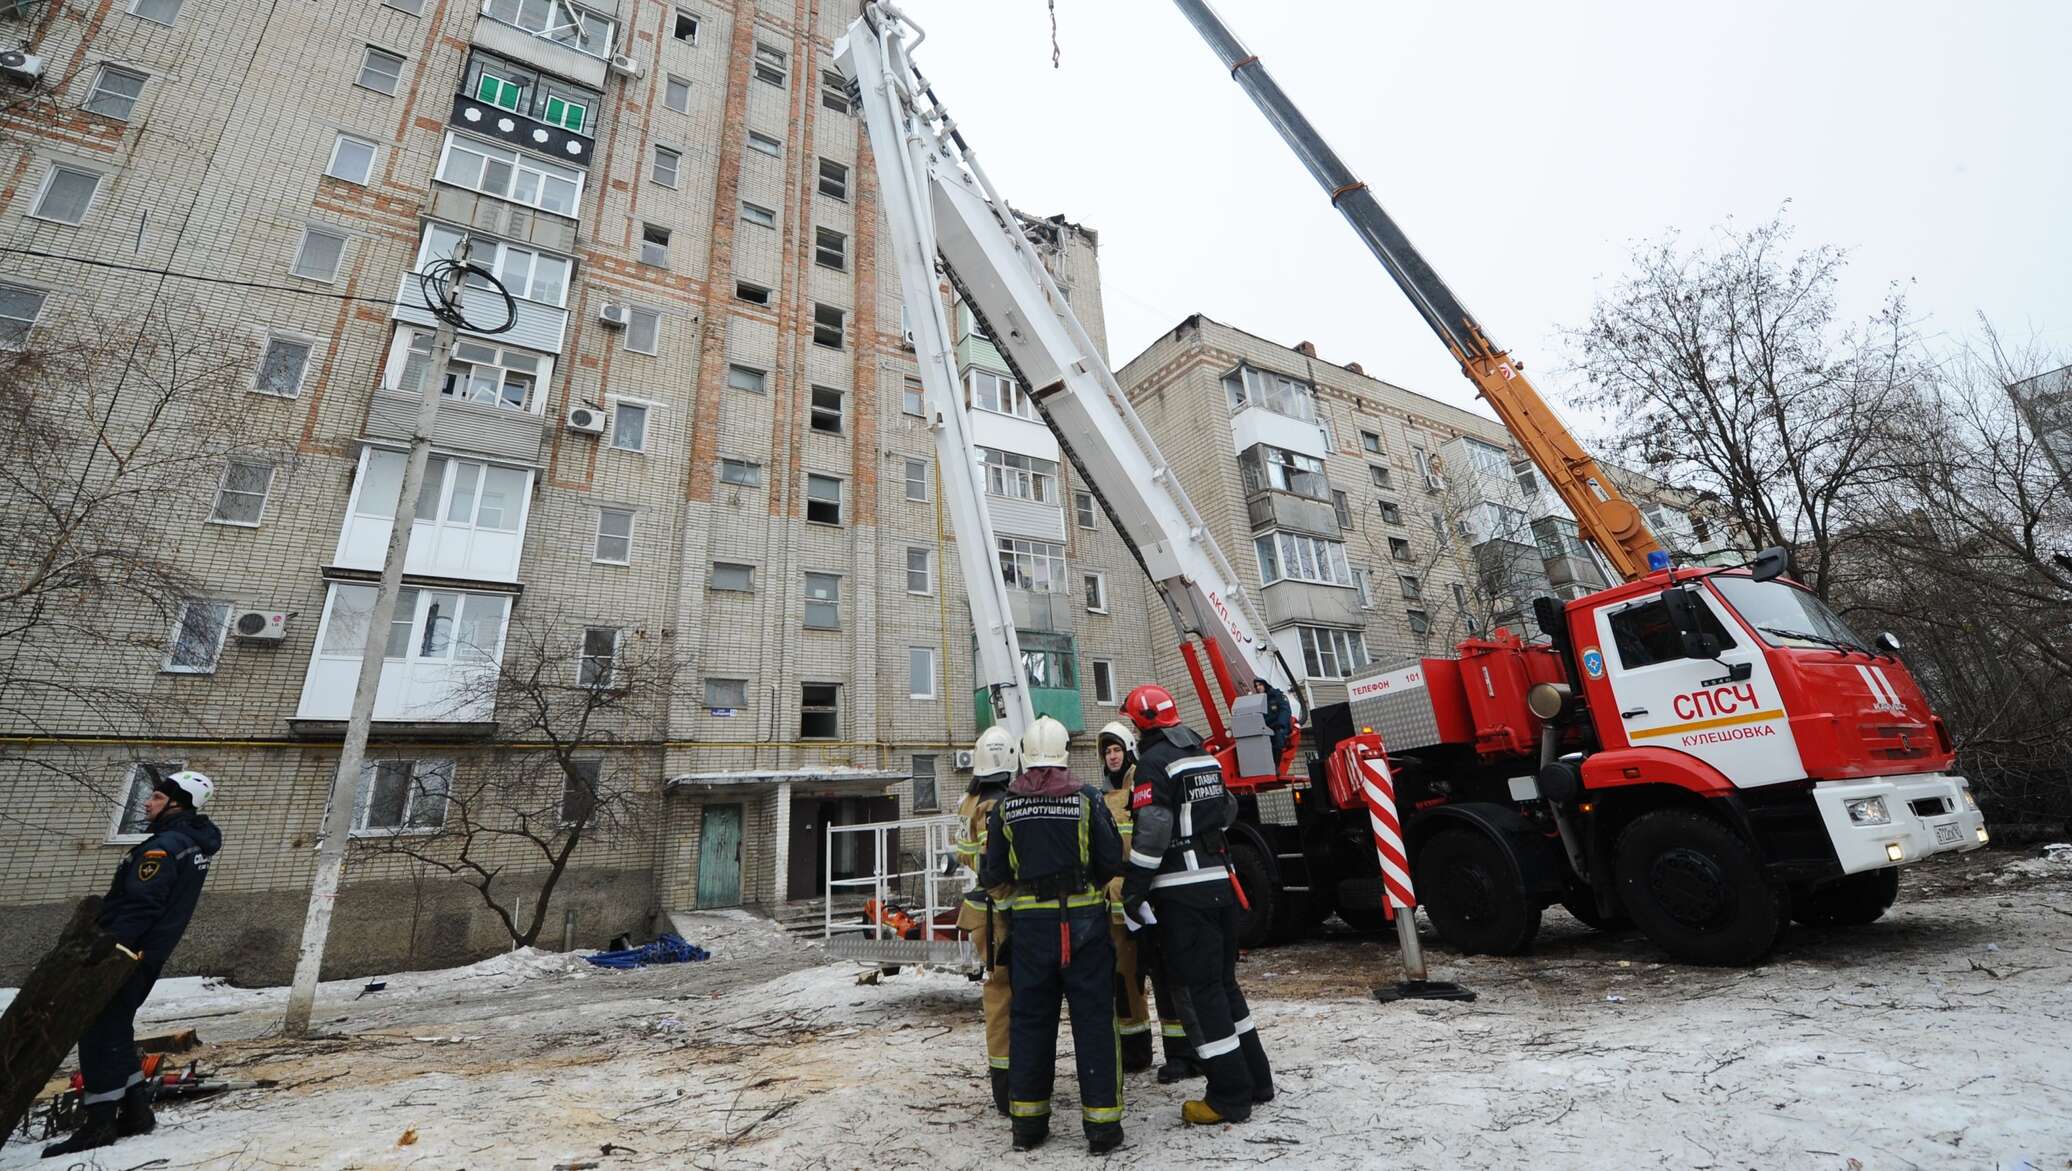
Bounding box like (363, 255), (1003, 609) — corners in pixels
(584, 932), (711, 969)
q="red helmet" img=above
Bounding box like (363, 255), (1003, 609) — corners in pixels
(1122, 684), (1181, 731)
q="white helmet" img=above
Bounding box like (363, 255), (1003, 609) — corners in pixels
(1020, 716), (1071, 769)
(162, 769), (215, 810)
(1096, 720), (1137, 755)
(972, 726), (1019, 779)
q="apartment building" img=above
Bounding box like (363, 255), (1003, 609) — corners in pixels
(1117, 315), (1734, 724)
(0, 0), (1158, 982)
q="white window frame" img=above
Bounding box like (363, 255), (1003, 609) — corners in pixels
(903, 457), (930, 502)
(325, 133), (377, 184)
(291, 224), (349, 283)
(357, 45), (406, 95)
(980, 447), (1057, 503)
(83, 63), (148, 121)
(671, 9), (699, 43)
(29, 164), (103, 226)
(753, 41), (786, 86)
(718, 457), (761, 487)
(480, 0), (618, 58)
(384, 0), (426, 14)
(710, 561), (754, 592)
(746, 131), (781, 158)
(609, 399), (651, 453)
(997, 536), (1066, 594)
(1091, 658), (1116, 706)
(162, 599), (230, 674)
(1255, 530), (1355, 587)
(812, 303), (844, 349)
(803, 571), (842, 630)
(1353, 566), (1374, 609)
(741, 201), (776, 228)
(902, 375), (926, 417)
(1360, 430), (1384, 455)
(735, 281), (772, 305)
(415, 223), (571, 308)
(651, 143), (681, 187)
(109, 760), (182, 842)
(352, 758), (454, 835)
(817, 157), (848, 200)
(625, 306), (661, 354)
(805, 473), (842, 526)
(1083, 570), (1108, 614)
(910, 753), (938, 812)
(809, 384), (844, 434)
(578, 626), (622, 688)
(727, 363), (766, 392)
(593, 506), (634, 564)
(905, 546), (933, 595)
(434, 132), (586, 217)
(640, 223), (670, 267)
(1074, 490), (1097, 530)
(664, 73), (692, 113)
(814, 226), (846, 271)
(1297, 625), (1371, 680)
(124, 0), (182, 25)
(800, 682), (840, 739)
(0, 282), (50, 350)
(907, 646), (937, 700)
(389, 327), (549, 413)
(967, 368), (1037, 420)
(208, 460), (276, 527)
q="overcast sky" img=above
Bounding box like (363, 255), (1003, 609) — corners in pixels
(897, 1), (2071, 423)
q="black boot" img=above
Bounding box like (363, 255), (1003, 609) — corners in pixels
(1156, 1056), (1202, 1084)
(42, 1101), (118, 1158)
(989, 1067), (1010, 1117)
(118, 1080), (157, 1136)
(1011, 1122), (1048, 1151)
(1121, 1031), (1154, 1073)
(1087, 1127), (1124, 1155)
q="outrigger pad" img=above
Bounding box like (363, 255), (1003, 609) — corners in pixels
(1373, 980), (1476, 1004)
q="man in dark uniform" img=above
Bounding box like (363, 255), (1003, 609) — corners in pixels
(44, 768), (222, 1159)
(978, 716), (1125, 1154)
(1117, 684), (1275, 1126)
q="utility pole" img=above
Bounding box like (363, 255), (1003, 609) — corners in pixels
(284, 240), (471, 1035)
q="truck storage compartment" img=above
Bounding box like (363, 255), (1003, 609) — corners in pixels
(1345, 658), (1471, 753)
(1455, 634), (1567, 760)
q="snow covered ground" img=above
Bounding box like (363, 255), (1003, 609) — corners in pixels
(5, 852), (2070, 1170)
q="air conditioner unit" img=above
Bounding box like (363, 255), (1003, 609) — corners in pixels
(597, 302), (629, 328)
(231, 608), (291, 642)
(953, 749), (975, 771)
(0, 49), (45, 84)
(1425, 473), (1447, 492)
(608, 52), (644, 79)
(902, 326), (916, 351)
(567, 405), (606, 434)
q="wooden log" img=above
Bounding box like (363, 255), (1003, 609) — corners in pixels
(0, 897), (139, 1145)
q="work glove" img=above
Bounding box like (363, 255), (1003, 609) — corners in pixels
(1121, 872), (1151, 910)
(1121, 900), (1157, 934)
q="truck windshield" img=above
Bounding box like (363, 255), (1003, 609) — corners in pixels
(1709, 576), (1872, 654)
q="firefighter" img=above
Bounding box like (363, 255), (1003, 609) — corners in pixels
(1117, 685), (1276, 1126)
(954, 725), (1019, 1115)
(44, 769), (222, 1159)
(1097, 720), (1157, 1074)
(978, 716), (1125, 1153)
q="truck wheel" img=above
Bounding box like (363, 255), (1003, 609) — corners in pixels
(1415, 828), (1541, 955)
(1615, 810), (1788, 965)
(1793, 868), (1899, 928)
(1227, 841), (1276, 950)
(1559, 892), (1632, 933)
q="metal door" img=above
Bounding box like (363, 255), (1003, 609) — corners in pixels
(696, 803), (743, 907)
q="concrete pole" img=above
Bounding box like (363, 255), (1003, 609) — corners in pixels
(284, 241), (471, 1035)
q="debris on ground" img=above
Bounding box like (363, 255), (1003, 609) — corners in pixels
(583, 933), (710, 970)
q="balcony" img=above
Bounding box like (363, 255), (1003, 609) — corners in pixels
(391, 263), (569, 356)
(1474, 538), (1553, 600)
(1247, 490), (1341, 539)
(1261, 579), (1363, 629)
(1543, 552), (1605, 590)
(474, 0), (615, 89)
(1006, 586), (1076, 634)
(365, 384), (546, 466)
(427, 183), (577, 254)
(451, 91), (595, 169)
(294, 582), (509, 727)
(334, 446), (534, 584)
(974, 632), (1083, 734)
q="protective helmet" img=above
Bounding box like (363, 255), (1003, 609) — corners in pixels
(159, 769), (214, 810)
(971, 726), (1019, 779)
(1122, 683), (1181, 731)
(1096, 720), (1137, 756)
(1020, 716), (1071, 769)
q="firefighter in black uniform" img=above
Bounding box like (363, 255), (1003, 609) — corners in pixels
(1117, 684), (1275, 1126)
(977, 716), (1125, 1154)
(44, 768), (223, 1159)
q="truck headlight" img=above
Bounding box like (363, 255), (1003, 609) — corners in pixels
(1846, 796), (1891, 826)
(1960, 786), (1979, 812)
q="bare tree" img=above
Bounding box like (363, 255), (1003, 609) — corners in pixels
(351, 610), (682, 948)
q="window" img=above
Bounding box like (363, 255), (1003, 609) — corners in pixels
(651, 144), (680, 187)
(968, 368), (1037, 420)
(112, 761), (180, 839)
(805, 474), (842, 525)
(415, 224), (571, 307)
(1091, 658), (1116, 705)
(710, 561), (754, 591)
(753, 42), (786, 86)
(610, 401), (648, 451)
(741, 201), (776, 228)
(727, 363), (766, 393)
(1379, 500), (1403, 526)
(355, 759), (452, 832)
(481, 0), (616, 57)
(822, 71), (852, 115)
(809, 385), (844, 434)
(1399, 573), (1422, 600)
(291, 225), (348, 282)
(800, 683), (839, 739)
(1462, 438), (1510, 478)
(578, 626), (620, 687)
(1083, 571), (1107, 614)
(706, 678), (748, 709)
(981, 448), (1057, 503)
(1609, 599), (1736, 670)
(1254, 531), (1354, 587)
(125, 0), (182, 24)
(318, 584), (505, 665)
(903, 376), (926, 417)
(358, 46), (405, 94)
(664, 74), (691, 112)
(1513, 460), (1542, 498)
(436, 134), (583, 216)
(1075, 491), (1098, 530)
(594, 507), (633, 563)
(386, 0), (426, 15)
(394, 330), (541, 410)
(672, 10), (698, 42)
(1353, 567), (1374, 608)
(818, 157), (848, 199)
(997, 537), (1066, 593)
(354, 452), (526, 537)
(1297, 625), (1370, 680)
(83, 64), (146, 119)
(1473, 502), (1531, 543)
(209, 460), (274, 526)
(1532, 516), (1591, 563)
(1221, 364), (1316, 422)
(640, 224), (670, 266)
(908, 647), (937, 699)
(903, 457), (930, 502)
(560, 758), (601, 825)
(31, 165), (100, 225)
(1369, 465), (1393, 489)
(1331, 490), (1353, 530)
(326, 133), (376, 184)
(163, 600), (229, 673)
(1407, 609), (1431, 635)
(1241, 445), (1327, 499)
(254, 334), (312, 396)
(1361, 430), (1384, 455)
(1389, 537), (1413, 562)
(1, 283), (49, 349)
(815, 227), (847, 270)
(736, 281), (771, 305)
(746, 131), (781, 157)
(474, 62), (524, 110)
(1412, 445), (1437, 486)
(542, 89), (590, 132)
(910, 754), (938, 812)
(813, 304), (844, 348)
(718, 458), (761, 487)
(626, 307), (660, 354)
(1318, 415), (1335, 452)
(905, 546), (932, 594)
(1018, 641), (1077, 690)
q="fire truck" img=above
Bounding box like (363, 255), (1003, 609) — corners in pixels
(836, 1), (1987, 967)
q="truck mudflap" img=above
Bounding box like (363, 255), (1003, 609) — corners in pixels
(1808, 773), (1988, 875)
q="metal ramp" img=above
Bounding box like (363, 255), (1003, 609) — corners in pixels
(822, 813), (981, 974)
